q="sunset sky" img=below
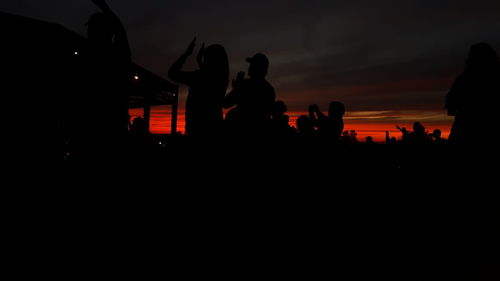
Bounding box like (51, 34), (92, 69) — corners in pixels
(4, 0), (500, 141)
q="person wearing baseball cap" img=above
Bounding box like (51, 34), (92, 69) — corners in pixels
(223, 53), (276, 138)
(245, 53), (269, 78)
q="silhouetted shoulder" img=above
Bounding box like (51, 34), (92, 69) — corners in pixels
(445, 73), (467, 116)
(264, 79), (276, 92)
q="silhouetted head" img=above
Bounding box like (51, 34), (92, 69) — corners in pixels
(432, 129), (442, 139)
(366, 136), (374, 143)
(133, 116), (145, 124)
(466, 42), (499, 73)
(246, 53), (269, 79)
(87, 13), (114, 46)
(296, 115), (314, 134)
(413, 122), (425, 134)
(328, 101), (345, 118)
(273, 100), (288, 116)
(131, 117), (148, 135)
(200, 44), (229, 89)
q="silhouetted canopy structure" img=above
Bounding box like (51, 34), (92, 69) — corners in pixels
(0, 11), (179, 136)
(128, 65), (179, 133)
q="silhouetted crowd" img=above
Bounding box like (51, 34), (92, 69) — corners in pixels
(58, 0), (500, 163)
(5, 2), (500, 278)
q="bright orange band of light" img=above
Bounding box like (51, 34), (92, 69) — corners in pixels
(130, 107), (452, 143)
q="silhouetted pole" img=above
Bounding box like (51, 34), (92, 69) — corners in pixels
(171, 88), (179, 135)
(144, 94), (151, 132)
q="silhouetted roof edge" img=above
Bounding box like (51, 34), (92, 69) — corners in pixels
(0, 11), (177, 95)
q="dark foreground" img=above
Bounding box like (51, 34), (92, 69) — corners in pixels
(8, 138), (500, 280)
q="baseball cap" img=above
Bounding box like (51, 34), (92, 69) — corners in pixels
(245, 53), (269, 68)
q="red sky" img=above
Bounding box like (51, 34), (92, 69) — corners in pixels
(130, 106), (452, 143)
(7, 0), (498, 143)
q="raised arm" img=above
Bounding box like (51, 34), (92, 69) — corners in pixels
(92, 0), (131, 60)
(222, 89), (238, 109)
(222, 71), (245, 109)
(197, 43), (205, 69)
(445, 74), (466, 116)
(168, 38), (198, 85)
(308, 104), (327, 125)
(316, 109), (328, 120)
(308, 105), (317, 123)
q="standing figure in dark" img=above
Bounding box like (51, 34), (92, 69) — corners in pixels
(430, 129), (447, 145)
(446, 42), (500, 145)
(396, 125), (410, 143)
(308, 102), (345, 144)
(409, 122), (430, 145)
(296, 115), (315, 138)
(70, 0), (132, 159)
(271, 100), (293, 139)
(223, 53), (276, 138)
(168, 38), (229, 137)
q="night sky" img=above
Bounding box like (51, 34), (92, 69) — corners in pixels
(4, 0), (500, 139)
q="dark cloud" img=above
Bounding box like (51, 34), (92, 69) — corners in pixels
(3, 0), (500, 116)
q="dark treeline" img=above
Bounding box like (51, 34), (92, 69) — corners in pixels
(3, 1), (500, 279)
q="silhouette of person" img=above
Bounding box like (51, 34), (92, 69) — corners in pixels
(308, 102), (345, 144)
(446, 42), (500, 144)
(396, 125), (409, 142)
(340, 130), (359, 144)
(430, 129), (447, 144)
(271, 100), (293, 139)
(397, 122), (429, 145)
(128, 116), (151, 155)
(88, 0), (131, 133)
(385, 131), (397, 145)
(223, 53), (276, 137)
(410, 122), (430, 144)
(70, 0), (132, 159)
(169, 38), (229, 137)
(296, 115), (315, 138)
(129, 116), (149, 137)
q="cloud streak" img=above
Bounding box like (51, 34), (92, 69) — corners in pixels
(3, 0), (499, 130)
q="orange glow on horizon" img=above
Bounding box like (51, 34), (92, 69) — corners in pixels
(130, 107), (452, 143)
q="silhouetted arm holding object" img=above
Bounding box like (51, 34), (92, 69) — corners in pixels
(92, 0), (131, 60)
(445, 75), (466, 116)
(308, 104), (327, 127)
(223, 71), (245, 109)
(197, 43), (205, 68)
(168, 38), (198, 85)
(308, 105), (318, 125)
